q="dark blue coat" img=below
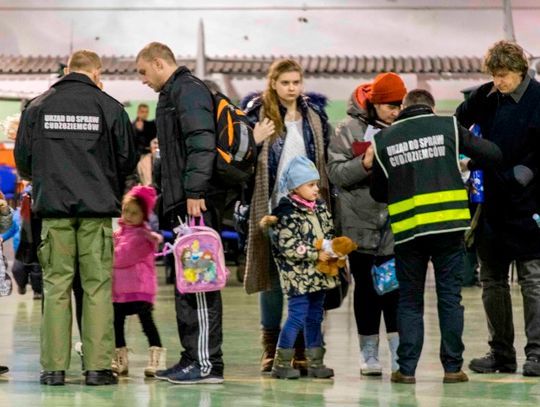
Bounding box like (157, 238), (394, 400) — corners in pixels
(456, 78), (540, 259)
(242, 92), (330, 195)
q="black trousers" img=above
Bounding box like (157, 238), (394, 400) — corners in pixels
(12, 259), (42, 294)
(476, 219), (540, 360)
(73, 267), (83, 335)
(175, 290), (223, 375)
(113, 301), (162, 348)
(349, 251), (399, 336)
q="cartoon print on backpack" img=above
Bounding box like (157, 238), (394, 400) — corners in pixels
(180, 240), (219, 285)
(168, 216), (229, 294)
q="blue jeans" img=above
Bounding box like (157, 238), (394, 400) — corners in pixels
(394, 232), (465, 375)
(277, 291), (326, 349)
(259, 259), (283, 330)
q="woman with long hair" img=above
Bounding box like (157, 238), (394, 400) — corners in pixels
(242, 59), (332, 373)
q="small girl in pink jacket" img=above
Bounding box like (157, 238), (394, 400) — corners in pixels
(112, 185), (165, 378)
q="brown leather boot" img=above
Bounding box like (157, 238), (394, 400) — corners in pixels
(260, 329), (280, 373)
(291, 333), (308, 376)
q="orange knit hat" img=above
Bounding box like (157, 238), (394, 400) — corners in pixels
(368, 73), (406, 105)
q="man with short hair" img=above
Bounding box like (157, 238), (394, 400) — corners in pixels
(456, 40), (540, 377)
(136, 41), (225, 384)
(133, 103), (157, 155)
(15, 49), (138, 386)
(370, 89), (502, 384)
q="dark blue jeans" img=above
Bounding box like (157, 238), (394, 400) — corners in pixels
(277, 291), (326, 349)
(394, 232), (465, 375)
(259, 259), (283, 329)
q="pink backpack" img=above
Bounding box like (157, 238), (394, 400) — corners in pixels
(165, 217), (229, 294)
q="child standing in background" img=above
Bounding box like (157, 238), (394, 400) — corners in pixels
(0, 191), (14, 375)
(112, 186), (166, 377)
(265, 156), (337, 380)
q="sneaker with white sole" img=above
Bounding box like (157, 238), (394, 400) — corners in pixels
(167, 362), (224, 385)
(155, 359), (189, 381)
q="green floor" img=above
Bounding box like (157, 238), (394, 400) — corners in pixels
(1, 268), (539, 407)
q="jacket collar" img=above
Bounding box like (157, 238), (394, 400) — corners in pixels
(394, 104), (434, 123)
(161, 66), (191, 94)
(276, 195), (323, 214)
(487, 74), (531, 103)
(53, 72), (100, 89)
(243, 92), (327, 118)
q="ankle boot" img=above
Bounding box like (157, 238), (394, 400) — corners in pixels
(359, 334), (382, 376)
(292, 333), (308, 376)
(306, 347), (334, 378)
(387, 333), (399, 373)
(112, 347), (129, 376)
(260, 328), (280, 373)
(271, 348), (300, 379)
(144, 346), (167, 377)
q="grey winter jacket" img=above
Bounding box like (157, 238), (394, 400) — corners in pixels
(326, 92), (393, 256)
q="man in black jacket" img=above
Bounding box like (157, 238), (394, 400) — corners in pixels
(456, 40), (540, 377)
(370, 89), (503, 384)
(15, 50), (138, 385)
(136, 42), (225, 384)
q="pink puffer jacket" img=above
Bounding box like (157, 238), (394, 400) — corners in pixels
(112, 220), (160, 304)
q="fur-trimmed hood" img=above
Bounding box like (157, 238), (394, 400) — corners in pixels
(240, 91), (329, 117)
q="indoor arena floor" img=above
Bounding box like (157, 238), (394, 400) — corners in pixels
(1, 267), (539, 407)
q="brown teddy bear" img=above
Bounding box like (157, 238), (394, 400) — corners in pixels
(314, 236), (358, 277)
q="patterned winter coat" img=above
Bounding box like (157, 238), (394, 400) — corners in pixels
(270, 196), (338, 297)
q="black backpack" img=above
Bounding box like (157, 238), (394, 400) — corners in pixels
(211, 91), (257, 187)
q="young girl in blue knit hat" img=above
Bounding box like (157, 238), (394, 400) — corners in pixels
(261, 156), (338, 379)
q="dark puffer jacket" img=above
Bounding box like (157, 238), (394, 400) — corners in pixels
(270, 197), (338, 296)
(156, 67), (220, 226)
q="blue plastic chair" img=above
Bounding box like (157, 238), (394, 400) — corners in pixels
(0, 165), (17, 201)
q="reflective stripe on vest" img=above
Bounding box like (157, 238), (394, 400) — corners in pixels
(388, 189), (470, 236)
(388, 189), (468, 215)
(391, 208), (471, 235)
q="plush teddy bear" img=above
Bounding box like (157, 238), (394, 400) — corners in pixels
(259, 215), (278, 230)
(314, 236), (358, 277)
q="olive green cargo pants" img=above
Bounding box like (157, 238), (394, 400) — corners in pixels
(39, 218), (114, 371)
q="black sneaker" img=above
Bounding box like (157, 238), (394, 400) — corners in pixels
(40, 370), (65, 385)
(523, 356), (540, 377)
(469, 352), (517, 373)
(167, 363), (224, 385)
(85, 370), (118, 385)
(155, 360), (189, 381)
(0, 365), (9, 375)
